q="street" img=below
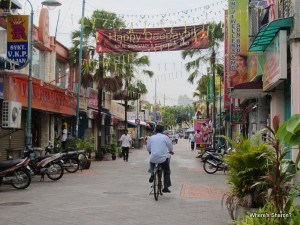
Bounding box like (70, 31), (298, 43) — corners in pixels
(0, 139), (231, 225)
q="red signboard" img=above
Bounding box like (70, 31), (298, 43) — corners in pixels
(96, 25), (209, 53)
(5, 75), (76, 115)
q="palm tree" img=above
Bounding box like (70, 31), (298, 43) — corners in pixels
(182, 21), (224, 147)
(70, 10), (153, 156)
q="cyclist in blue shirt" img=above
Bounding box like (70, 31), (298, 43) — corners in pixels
(147, 125), (174, 193)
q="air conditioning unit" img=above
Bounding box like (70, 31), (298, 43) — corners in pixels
(2, 101), (22, 129)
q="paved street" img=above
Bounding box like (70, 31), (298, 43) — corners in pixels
(0, 139), (231, 225)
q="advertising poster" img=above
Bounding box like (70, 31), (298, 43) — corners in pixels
(96, 25), (209, 53)
(228, 0), (249, 87)
(193, 119), (212, 145)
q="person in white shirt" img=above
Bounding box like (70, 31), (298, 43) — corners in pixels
(147, 125), (174, 193)
(188, 132), (195, 151)
(119, 129), (132, 162)
(61, 125), (67, 150)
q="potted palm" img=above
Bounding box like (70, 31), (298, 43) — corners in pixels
(110, 142), (117, 160)
(221, 132), (275, 220)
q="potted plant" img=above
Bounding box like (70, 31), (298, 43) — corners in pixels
(110, 142), (117, 160)
(117, 147), (122, 158)
(221, 132), (275, 220)
(76, 134), (94, 159)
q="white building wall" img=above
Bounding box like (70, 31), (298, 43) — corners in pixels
(270, 89), (285, 129)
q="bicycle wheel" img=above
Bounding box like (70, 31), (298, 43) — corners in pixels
(10, 169), (31, 189)
(203, 159), (219, 174)
(153, 171), (159, 201)
(78, 153), (88, 170)
(157, 170), (163, 195)
(64, 158), (79, 173)
(46, 162), (64, 180)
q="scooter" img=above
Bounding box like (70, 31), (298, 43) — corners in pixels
(23, 146), (64, 181)
(0, 158), (31, 189)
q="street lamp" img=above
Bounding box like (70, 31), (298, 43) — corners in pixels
(75, 0), (85, 139)
(25, 0), (61, 147)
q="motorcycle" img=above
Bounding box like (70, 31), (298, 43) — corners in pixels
(198, 144), (226, 162)
(24, 146), (64, 181)
(202, 148), (229, 174)
(0, 158), (31, 189)
(45, 142), (82, 173)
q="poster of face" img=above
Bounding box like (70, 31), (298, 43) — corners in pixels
(193, 119), (212, 145)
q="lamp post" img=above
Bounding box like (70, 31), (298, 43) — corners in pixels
(25, 0), (61, 147)
(75, 0), (85, 139)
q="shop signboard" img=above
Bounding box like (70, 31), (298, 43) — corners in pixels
(6, 76), (76, 115)
(127, 112), (145, 121)
(88, 88), (98, 109)
(232, 109), (247, 124)
(111, 101), (125, 120)
(228, 0), (249, 87)
(6, 15), (29, 69)
(224, 10), (230, 110)
(263, 30), (287, 91)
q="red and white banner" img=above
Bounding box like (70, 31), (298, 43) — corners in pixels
(96, 25), (209, 53)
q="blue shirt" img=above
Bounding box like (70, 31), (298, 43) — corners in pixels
(147, 133), (173, 163)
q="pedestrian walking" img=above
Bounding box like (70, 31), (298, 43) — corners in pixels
(174, 133), (180, 144)
(188, 132), (195, 151)
(119, 129), (132, 162)
(61, 125), (67, 150)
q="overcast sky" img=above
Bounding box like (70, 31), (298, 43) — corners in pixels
(20, 0), (226, 106)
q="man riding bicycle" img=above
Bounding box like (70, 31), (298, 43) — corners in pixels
(147, 125), (174, 193)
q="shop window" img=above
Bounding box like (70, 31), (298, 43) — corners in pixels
(55, 61), (67, 88)
(32, 47), (45, 79)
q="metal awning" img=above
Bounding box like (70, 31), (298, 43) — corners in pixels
(249, 17), (293, 52)
(230, 80), (266, 99)
(0, 0), (22, 9)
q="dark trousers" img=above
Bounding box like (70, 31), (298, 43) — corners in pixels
(191, 141), (195, 150)
(149, 158), (171, 188)
(122, 147), (129, 161)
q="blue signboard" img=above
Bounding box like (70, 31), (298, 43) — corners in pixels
(6, 15), (29, 69)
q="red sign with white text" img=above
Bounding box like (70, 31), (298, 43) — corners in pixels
(96, 25), (209, 53)
(6, 76), (76, 115)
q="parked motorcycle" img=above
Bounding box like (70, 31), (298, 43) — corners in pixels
(202, 149), (229, 174)
(200, 144), (226, 162)
(0, 158), (31, 189)
(24, 146), (64, 181)
(45, 144), (79, 173)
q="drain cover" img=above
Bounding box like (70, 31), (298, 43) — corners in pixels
(0, 202), (30, 206)
(103, 192), (129, 195)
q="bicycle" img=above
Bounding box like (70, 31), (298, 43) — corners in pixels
(149, 152), (173, 201)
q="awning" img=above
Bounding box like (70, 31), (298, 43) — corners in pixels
(249, 17), (293, 52)
(230, 80), (266, 99)
(0, 0), (22, 10)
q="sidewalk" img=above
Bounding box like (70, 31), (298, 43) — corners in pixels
(0, 139), (231, 225)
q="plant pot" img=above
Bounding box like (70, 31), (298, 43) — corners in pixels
(103, 153), (112, 161)
(112, 155), (116, 160)
(234, 204), (258, 220)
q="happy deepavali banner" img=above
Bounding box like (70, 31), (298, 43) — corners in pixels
(96, 25), (209, 53)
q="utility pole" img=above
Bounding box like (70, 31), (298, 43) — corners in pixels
(154, 79), (157, 124)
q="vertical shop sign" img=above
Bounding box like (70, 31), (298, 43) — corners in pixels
(6, 15), (29, 69)
(224, 10), (230, 110)
(228, 0), (248, 87)
(0, 74), (4, 99)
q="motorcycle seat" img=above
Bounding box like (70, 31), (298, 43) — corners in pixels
(0, 159), (24, 172)
(63, 151), (78, 157)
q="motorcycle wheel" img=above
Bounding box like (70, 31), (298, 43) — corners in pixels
(46, 162), (64, 180)
(64, 158), (80, 173)
(11, 169), (31, 189)
(203, 159), (219, 174)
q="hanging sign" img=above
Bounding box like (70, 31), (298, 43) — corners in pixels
(6, 15), (29, 69)
(96, 25), (209, 53)
(232, 109), (247, 124)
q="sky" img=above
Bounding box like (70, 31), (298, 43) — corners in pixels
(19, 0), (227, 106)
